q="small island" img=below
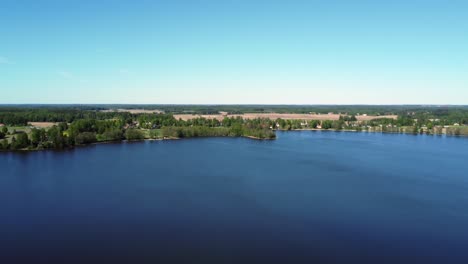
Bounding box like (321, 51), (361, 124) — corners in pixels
(0, 105), (467, 152)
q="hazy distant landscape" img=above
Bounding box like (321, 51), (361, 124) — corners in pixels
(1, 105), (467, 152)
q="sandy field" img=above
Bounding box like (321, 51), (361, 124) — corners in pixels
(356, 115), (398, 121)
(28, 122), (59, 128)
(101, 109), (164, 114)
(174, 113), (397, 121)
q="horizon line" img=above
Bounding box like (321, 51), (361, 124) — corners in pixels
(0, 103), (467, 107)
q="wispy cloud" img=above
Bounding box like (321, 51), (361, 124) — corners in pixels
(0, 56), (12, 64)
(58, 70), (74, 79)
(57, 70), (88, 83)
(119, 68), (131, 75)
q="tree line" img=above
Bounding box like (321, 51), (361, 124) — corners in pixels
(0, 115), (276, 151)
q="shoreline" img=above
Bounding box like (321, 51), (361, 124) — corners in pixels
(278, 128), (468, 137)
(0, 135), (271, 153)
(1, 129), (466, 153)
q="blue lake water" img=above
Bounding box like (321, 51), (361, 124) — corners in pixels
(1, 131), (468, 263)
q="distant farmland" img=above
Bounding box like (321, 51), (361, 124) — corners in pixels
(100, 109), (164, 114)
(174, 113), (398, 121)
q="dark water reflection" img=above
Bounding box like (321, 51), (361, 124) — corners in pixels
(1, 131), (468, 263)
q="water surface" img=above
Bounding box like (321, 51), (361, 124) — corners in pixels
(1, 131), (468, 263)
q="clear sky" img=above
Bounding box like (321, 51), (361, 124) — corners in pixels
(1, 0), (467, 104)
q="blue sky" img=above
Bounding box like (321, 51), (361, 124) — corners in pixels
(1, 0), (467, 104)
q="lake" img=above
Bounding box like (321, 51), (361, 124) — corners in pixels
(1, 131), (468, 263)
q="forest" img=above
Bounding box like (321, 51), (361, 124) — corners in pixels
(0, 105), (467, 151)
(0, 113), (276, 151)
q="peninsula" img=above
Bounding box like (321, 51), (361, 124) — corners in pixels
(0, 105), (467, 152)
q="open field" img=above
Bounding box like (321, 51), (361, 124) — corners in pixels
(174, 113), (398, 121)
(7, 126), (31, 133)
(28, 122), (59, 128)
(100, 109), (164, 114)
(356, 115), (398, 121)
(2, 126), (30, 143)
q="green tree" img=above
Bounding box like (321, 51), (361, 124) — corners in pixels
(125, 129), (145, 140)
(31, 128), (46, 146)
(75, 132), (97, 145)
(309, 120), (318, 129)
(98, 128), (123, 141)
(47, 126), (69, 149)
(58, 122), (68, 131)
(230, 124), (243, 136)
(332, 120), (345, 130)
(149, 129), (162, 139)
(322, 120), (333, 129)
(11, 132), (30, 150)
(0, 139), (9, 150)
